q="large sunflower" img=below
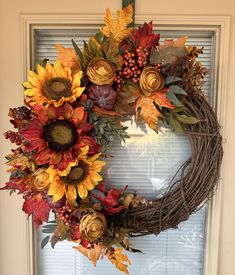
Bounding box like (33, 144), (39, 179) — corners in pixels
(20, 103), (100, 170)
(47, 145), (105, 204)
(23, 61), (85, 107)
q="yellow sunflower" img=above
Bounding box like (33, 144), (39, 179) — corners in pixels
(47, 146), (105, 205)
(23, 60), (85, 107)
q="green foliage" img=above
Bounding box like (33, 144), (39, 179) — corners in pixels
(166, 85), (187, 107)
(82, 33), (104, 67)
(72, 39), (84, 70)
(89, 113), (130, 151)
(102, 34), (123, 70)
(167, 106), (200, 133)
(164, 76), (182, 85)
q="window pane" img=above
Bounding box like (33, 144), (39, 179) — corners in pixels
(35, 28), (214, 275)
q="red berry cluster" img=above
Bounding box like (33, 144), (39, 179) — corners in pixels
(115, 47), (149, 91)
(4, 130), (23, 145)
(56, 202), (78, 227)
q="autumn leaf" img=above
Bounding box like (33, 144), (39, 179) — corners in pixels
(55, 44), (80, 72)
(93, 186), (128, 215)
(106, 248), (131, 274)
(150, 36), (188, 65)
(102, 34), (123, 70)
(114, 82), (141, 115)
(22, 193), (51, 228)
(160, 36), (188, 48)
(74, 244), (103, 266)
(151, 89), (175, 109)
(101, 4), (133, 42)
(135, 96), (162, 131)
(92, 106), (121, 117)
(120, 21), (160, 51)
(82, 36), (104, 67)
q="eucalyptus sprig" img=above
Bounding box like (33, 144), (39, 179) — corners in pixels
(89, 112), (130, 151)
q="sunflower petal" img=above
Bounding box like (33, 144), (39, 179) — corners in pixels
(89, 170), (102, 182)
(88, 153), (102, 162)
(83, 178), (95, 191)
(92, 160), (106, 172)
(23, 82), (33, 89)
(45, 62), (56, 78)
(28, 71), (42, 88)
(48, 180), (65, 202)
(66, 185), (78, 205)
(77, 184), (88, 199)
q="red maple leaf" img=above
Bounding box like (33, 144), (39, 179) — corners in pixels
(94, 186), (128, 215)
(120, 21), (160, 51)
(22, 193), (51, 228)
(0, 177), (30, 194)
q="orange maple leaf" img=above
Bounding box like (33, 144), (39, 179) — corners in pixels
(106, 248), (131, 274)
(55, 44), (80, 72)
(135, 90), (174, 131)
(101, 4), (133, 42)
(160, 36), (188, 49)
(74, 244), (103, 267)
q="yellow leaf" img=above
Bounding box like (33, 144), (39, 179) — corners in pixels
(135, 95), (163, 131)
(74, 244), (103, 266)
(106, 248), (131, 274)
(55, 44), (80, 72)
(101, 4), (133, 42)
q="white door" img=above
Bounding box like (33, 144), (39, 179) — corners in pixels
(0, 1), (234, 275)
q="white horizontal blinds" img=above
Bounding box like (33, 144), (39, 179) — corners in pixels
(35, 28), (214, 275)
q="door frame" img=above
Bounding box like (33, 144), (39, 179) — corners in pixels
(20, 13), (230, 275)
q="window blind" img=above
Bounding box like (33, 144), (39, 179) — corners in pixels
(35, 28), (215, 275)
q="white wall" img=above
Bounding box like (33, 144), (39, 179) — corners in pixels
(0, 1), (234, 275)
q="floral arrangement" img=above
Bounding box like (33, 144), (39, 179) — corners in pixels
(1, 4), (223, 274)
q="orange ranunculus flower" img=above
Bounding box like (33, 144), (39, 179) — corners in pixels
(31, 168), (50, 191)
(87, 57), (115, 85)
(139, 65), (164, 96)
(79, 210), (107, 241)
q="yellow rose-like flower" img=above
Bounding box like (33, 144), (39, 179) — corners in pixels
(79, 210), (107, 241)
(31, 168), (50, 191)
(87, 57), (115, 85)
(139, 66), (164, 96)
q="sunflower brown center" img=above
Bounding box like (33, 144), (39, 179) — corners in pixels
(44, 77), (72, 100)
(61, 161), (89, 185)
(44, 120), (78, 151)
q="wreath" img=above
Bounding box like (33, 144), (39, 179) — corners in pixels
(1, 4), (223, 274)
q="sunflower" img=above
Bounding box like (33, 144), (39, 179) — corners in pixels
(47, 145), (105, 204)
(20, 103), (100, 171)
(23, 61), (85, 107)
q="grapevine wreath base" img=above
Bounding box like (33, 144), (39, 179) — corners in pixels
(1, 4), (223, 274)
(118, 95), (223, 236)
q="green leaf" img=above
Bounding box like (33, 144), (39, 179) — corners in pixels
(42, 228), (56, 234)
(170, 116), (184, 133)
(72, 39), (84, 71)
(165, 76), (182, 85)
(171, 106), (187, 113)
(41, 235), (50, 249)
(102, 33), (123, 70)
(166, 91), (184, 107)
(176, 114), (200, 124)
(169, 85), (187, 95)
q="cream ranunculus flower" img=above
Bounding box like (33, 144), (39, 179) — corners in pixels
(79, 210), (107, 241)
(31, 168), (50, 191)
(139, 66), (164, 96)
(87, 57), (115, 85)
